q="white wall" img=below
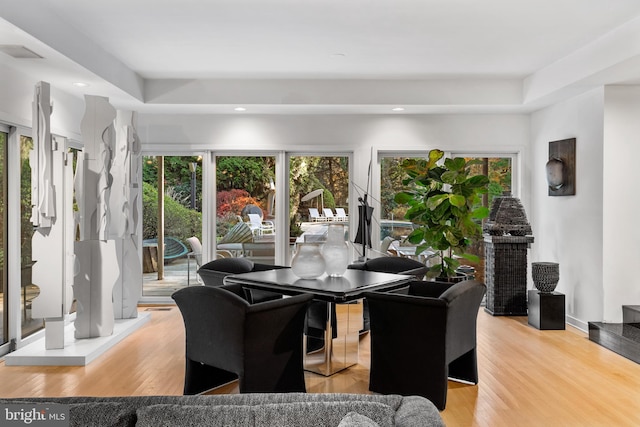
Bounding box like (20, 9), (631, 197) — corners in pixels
(0, 63), (85, 140)
(602, 86), (640, 322)
(531, 88), (605, 329)
(137, 113), (529, 152)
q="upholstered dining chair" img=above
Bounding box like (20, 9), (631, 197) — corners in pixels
(197, 257), (286, 303)
(197, 257), (332, 353)
(348, 256), (429, 332)
(363, 279), (487, 410)
(172, 284), (313, 394)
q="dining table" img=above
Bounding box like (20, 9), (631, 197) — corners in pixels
(224, 268), (412, 376)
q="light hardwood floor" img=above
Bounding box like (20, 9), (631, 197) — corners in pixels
(1, 306), (640, 426)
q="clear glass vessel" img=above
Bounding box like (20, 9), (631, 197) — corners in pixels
(291, 242), (326, 279)
(322, 224), (349, 277)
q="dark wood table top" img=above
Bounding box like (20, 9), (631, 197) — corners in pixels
(224, 268), (412, 302)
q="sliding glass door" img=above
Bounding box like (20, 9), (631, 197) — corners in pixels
(20, 135), (43, 337)
(0, 130), (6, 346)
(288, 155), (350, 256)
(215, 155), (277, 263)
(141, 155), (202, 297)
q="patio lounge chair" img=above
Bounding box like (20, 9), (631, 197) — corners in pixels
(335, 207), (348, 221)
(323, 208), (336, 221)
(308, 208), (326, 222)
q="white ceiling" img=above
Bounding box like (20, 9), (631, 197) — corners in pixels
(2, 0), (640, 114)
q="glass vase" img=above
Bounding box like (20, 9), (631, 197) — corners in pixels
(291, 242), (325, 279)
(322, 223), (349, 277)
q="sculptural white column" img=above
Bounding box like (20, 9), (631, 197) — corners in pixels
(30, 82), (75, 349)
(111, 110), (142, 320)
(74, 95), (118, 338)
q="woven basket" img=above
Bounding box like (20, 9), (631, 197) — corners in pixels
(532, 262), (559, 293)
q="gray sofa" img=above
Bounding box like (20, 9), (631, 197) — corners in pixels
(2, 393), (444, 427)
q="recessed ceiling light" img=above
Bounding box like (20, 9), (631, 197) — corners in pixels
(331, 53), (346, 57)
(72, 82), (89, 88)
(234, 107), (246, 111)
(392, 107), (405, 112)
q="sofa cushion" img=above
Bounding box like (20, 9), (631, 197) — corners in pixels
(338, 412), (381, 427)
(136, 404), (254, 427)
(254, 401), (394, 427)
(394, 396), (445, 427)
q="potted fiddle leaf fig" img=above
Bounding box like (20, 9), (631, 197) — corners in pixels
(394, 149), (490, 279)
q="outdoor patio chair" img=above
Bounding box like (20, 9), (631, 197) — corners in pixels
(172, 284), (313, 394)
(308, 208), (326, 222)
(335, 207), (348, 221)
(142, 237), (189, 263)
(247, 213), (275, 236)
(186, 236), (203, 284)
(364, 279), (487, 410)
(323, 208), (336, 221)
(379, 236), (398, 256)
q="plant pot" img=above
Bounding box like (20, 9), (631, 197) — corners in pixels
(432, 272), (468, 283)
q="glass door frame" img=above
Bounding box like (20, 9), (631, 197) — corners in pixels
(2, 125), (40, 355)
(0, 125), (8, 353)
(209, 150), (287, 265)
(138, 150), (206, 304)
(208, 150), (354, 266)
(285, 150), (354, 264)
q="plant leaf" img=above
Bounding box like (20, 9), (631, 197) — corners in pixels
(449, 194), (466, 207)
(394, 191), (414, 204)
(468, 175), (490, 187)
(471, 206), (489, 219)
(427, 149), (444, 168)
(459, 253), (480, 263)
(426, 194), (448, 210)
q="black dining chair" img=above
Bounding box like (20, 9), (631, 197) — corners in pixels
(197, 257), (331, 353)
(172, 284), (313, 394)
(197, 257), (287, 303)
(348, 256), (429, 332)
(363, 279), (487, 410)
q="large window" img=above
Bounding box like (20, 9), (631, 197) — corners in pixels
(379, 153), (515, 279)
(461, 156), (514, 280)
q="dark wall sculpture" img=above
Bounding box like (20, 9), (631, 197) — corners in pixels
(547, 138), (576, 196)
